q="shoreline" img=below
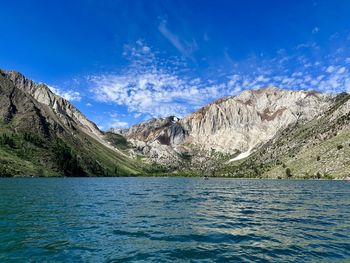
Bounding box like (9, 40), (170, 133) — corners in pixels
(0, 175), (346, 180)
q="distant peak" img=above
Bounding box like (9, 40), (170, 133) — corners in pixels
(1, 69), (26, 79)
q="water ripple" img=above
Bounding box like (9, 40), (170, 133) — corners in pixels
(0, 178), (349, 262)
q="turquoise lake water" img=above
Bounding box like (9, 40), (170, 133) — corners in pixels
(0, 178), (349, 262)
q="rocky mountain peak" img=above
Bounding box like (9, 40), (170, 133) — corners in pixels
(115, 115), (185, 144)
(1, 69), (103, 140)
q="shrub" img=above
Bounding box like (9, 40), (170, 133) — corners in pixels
(23, 132), (43, 147)
(285, 168), (292, 178)
(337, 145), (343, 150)
(0, 134), (15, 148)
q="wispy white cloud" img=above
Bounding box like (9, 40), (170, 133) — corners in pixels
(90, 71), (219, 117)
(110, 119), (129, 128)
(89, 41), (227, 118)
(158, 19), (198, 59)
(48, 85), (81, 102)
(326, 65), (336, 73)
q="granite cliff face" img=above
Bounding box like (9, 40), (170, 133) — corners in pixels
(182, 87), (334, 155)
(113, 87), (335, 165)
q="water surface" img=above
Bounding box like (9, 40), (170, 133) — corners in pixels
(0, 178), (349, 262)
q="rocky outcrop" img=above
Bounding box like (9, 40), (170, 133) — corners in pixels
(115, 116), (186, 145)
(111, 116), (188, 167)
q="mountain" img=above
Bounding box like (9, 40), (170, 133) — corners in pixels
(0, 70), (145, 177)
(110, 116), (187, 169)
(111, 87), (350, 179)
(2, 69), (349, 179)
(114, 87), (334, 163)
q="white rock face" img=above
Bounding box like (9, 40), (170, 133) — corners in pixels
(116, 87), (335, 163)
(181, 87), (334, 154)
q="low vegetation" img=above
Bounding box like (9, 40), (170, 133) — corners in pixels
(0, 122), (148, 177)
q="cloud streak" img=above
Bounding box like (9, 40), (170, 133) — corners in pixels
(110, 119), (128, 128)
(48, 85), (81, 102)
(158, 19), (197, 60)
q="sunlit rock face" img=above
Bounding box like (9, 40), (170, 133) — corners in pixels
(112, 87), (335, 164)
(180, 87), (334, 154)
(110, 116), (188, 167)
(3, 70), (103, 139)
(113, 116), (186, 145)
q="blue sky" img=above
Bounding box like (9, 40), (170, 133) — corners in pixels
(1, 0), (350, 129)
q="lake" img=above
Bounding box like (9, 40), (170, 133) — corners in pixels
(0, 178), (349, 262)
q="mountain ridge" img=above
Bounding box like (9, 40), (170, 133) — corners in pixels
(111, 87), (337, 170)
(0, 69), (146, 176)
(1, 68), (349, 179)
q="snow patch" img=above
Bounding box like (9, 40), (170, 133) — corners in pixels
(227, 149), (252, 163)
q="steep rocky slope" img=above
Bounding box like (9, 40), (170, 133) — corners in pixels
(0, 70), (144, 176)
(222, 92), (350, 179)
(5, 70), (104, 142)
(181, 87), (334, 154)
